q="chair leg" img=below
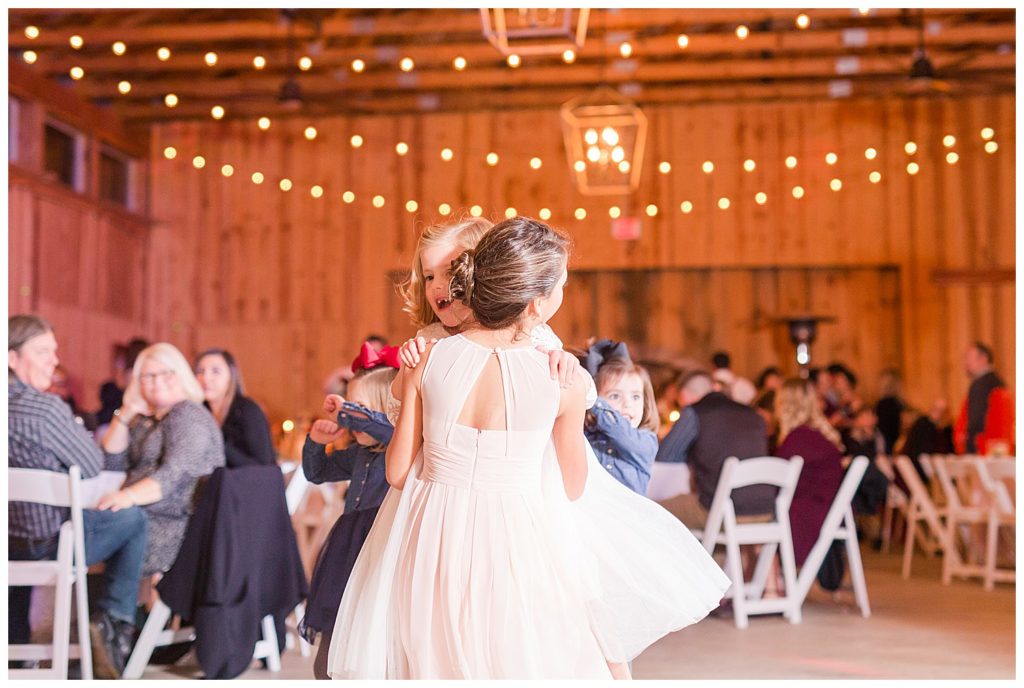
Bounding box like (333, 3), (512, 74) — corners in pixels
(941, 523), (956, 585)
(74, 565), (93, 679)
(984, 513), (999, 591)
(902, 505), (918, 579)
(748, 543), (777, 600)
(880, 501), (894, 554)
(843, 513), (871, 618)
(725, 536), (748, 629)
(261, 614), (282, 672)
(53, 564), (72, 680)
(777, 531), (801, 625)
(123, 599), (173, 679)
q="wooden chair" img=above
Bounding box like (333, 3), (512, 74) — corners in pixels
(972, 457), (1016, 591)
(794, 456), (872, 617)
(693, 456), (804, 629)
(7, 466), (93, 680)
(893, 455), (948, 579)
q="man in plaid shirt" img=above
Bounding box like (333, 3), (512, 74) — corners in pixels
(8, 315), (147, 678)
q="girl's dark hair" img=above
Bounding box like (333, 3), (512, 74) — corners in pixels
(195, 349), (245, 421)
(448, 216), (569, 331)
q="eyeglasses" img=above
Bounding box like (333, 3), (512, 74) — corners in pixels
(139, 369), (176, 385)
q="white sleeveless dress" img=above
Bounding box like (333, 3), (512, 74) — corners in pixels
(328, 334), (730, 679)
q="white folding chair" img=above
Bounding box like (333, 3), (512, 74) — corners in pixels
(280, 461), (313, 658)
(875, 455), (908, 554)
(894, 455), (948, 579)
(971, 457), (1016, 591)
(931, 455), (990, 586)
(7, 465), (93, 680)
(122, 598), (281, 679)
(794, 456), (871, 617)
(694, 456), (804, 629)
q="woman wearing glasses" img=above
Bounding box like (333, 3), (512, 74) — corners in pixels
(98, 342), (225, 576)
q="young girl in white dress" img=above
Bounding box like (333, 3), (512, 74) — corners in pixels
(327, 217), (730, 679)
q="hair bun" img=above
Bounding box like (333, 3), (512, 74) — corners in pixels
(448, 249), (476, 305)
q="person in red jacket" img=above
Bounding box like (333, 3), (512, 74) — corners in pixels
(954, 342), (1014, 455)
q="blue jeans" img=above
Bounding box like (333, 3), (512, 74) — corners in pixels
(9, 507), (148, 643)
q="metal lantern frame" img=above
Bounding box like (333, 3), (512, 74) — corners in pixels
(560, 86), (648, 195)
(480, 8), (589, 56)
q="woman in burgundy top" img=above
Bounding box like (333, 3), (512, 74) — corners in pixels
(774, 378), (845, 567)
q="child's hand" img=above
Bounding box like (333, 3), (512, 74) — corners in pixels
(323, 394), (345, 416)
(400, 337), (435, 369)
(309, 419), (346, 445)
(537, 347), (580, 388)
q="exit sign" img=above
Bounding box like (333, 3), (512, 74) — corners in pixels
(611, 216), (641, 241)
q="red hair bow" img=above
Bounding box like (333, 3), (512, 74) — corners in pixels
(351, 342), (401, 373)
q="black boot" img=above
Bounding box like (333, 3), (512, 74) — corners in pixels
(89, 611), (127, 679)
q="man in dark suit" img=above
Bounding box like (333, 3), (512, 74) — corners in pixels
(655, 370), (773, 528)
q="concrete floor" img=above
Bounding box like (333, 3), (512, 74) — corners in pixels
(142, 547), (1015, 680)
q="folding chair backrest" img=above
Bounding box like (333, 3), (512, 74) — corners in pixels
(894, 455), (945, 531)
(973, 458), (1016, 514)
(10, 465), (82, 508)
(282, 461), (310, 515)
(875, 455), (895, 481)
(932, 455), (983, 510)
(918, 454), (937, 481)
(821, 456), (869, 534)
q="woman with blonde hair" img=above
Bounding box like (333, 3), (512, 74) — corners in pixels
(98, 342), (225, 575)
(773, 377), (845, 568)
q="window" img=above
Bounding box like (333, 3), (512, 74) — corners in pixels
(43, 119), (84, 190)
(99, 147), (131, 207)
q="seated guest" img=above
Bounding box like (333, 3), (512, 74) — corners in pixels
(874, 369), (906, 454)
(99, 343), (225, 577)
(842, 407), (886, 461)
(710, 350), (757, 405)
(825, 362), (862, 430)
(755, 366), (783, 395)
(774, 379), (845, 568)
(96, 338), (149, 428)
(655, 370), (773, 528)
(8, 315), (147, 678)
(753, 389), (778, 454)
(898, 398), (954, 486)
(194, 348), (276, 468)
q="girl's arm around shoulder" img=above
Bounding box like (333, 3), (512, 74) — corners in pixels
(385, 340), (435, 488)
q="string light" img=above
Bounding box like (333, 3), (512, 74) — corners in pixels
(351, 58), (365, 73)
(400, 57), (414, 72)
(792, 185), (805, 199)
(702, 161), (714, 174)
(69, 66), (84, 80)
(946, 152), (959, 164)
(530, 157), (542, 169)
(372, 195), (385, 208)
(69, 35), (84, 49)
(646, 204), (659, 217)
(743, 159), (756, 172)
(539, 208), (552, 220)
(395, 142), (409, 155)
(718, 197), (730, 210)
(618, 161), (630, 173)
(304, 126), (318, 140)
(117, 80), (132, 95)
(619, 42), (633, 58)
(573, 160), (586, 172)
(163, 146), (177, 160)
(869, 171), (881, 183)
(507, 54), (521, 68)
(192, 155), (206, 169)
(904, 141), (917, 154)
(299, 56), (313, 71)
(906, 162), (920, 175)
(453, 56), (467, 70)
(864, 147), (877, 160)
(282, 420), (295, 432)
(736, 25), (749, 40)
(24, 26), (39, 40)
(825, 152), (838, 165)
(980, 127), (994, 140)
(575, 208), (587, 220)
(439, 203), (451, 216)
(669, 410), (681, 423)
(112, 41), (126, 56)
(609, 206), (621, 219)
(253, 55), (266, 69)
(785, 155), (798, 168)
(258, 117), (271, 130)
(221, 164), (234, 177)
(164, 93), (178, 108)
(210, 105), (225, 120)
(505, 207), (517, 218)
(562, 49), (576, 63)
(755, 192), (767, 205)
(350, 134), (363, 148)
(858, 7), (871, 16)
(985, 141), (999, 154)
(796, 13), (810, 29)
(342, 191), (355, 203)
(486, 152), (499, 166)
(311, 185), (324, 198)
(677, 34), (689, 49)
(280, 178), (293, 191)
(204, 52), (218, 66)
(251, 172), (264, 184)
(680, 201), (693, 214)
(942, 135), (956, 148)
(22, 51), (37, 64)
(406, 200), (418, 213)
(470, 205), (483, 217)
(830, 178), (842, 191)
(440, 148), (454, 161)
(659, 161), (671, 174)
(157, 46), (171, 61)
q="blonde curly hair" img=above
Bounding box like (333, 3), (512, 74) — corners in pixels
(775, 378), (843, 450)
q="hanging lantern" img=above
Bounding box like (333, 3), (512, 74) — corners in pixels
(480, 8), (589, 57)
(560, 86), (647, 195)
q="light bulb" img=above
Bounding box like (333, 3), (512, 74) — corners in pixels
(575, 208), (587, 220)
(609, 206), (621, 219)
(486, 152), (499, 166)
(395, 142), (409, 155)
(221, 164), (234, 177)
(539, 208), (552, 220)
(400, 57), (414, 72)
(904, 141), (917, 155)
(864, 147), (877, 160)
(942, 135), (956, 148)
(157, 46), (171, 61)
(350, 134), (363, 148)
(507, 54), (521, 68)
(253, 55), (266, 70)
(792, 185), (805, 198)
(830, 178), (842, 191)
(530, 157), (542, 169)
(258, 117), (271, 130)
(796, 14), (810, 29)
(204, 51), (218, 66)
(192, 156), (206, 169)
(645, 204), (658, 217)
(825, 152), (838, 165)
(22, 50), (37, 64)
(251, 172), (264, 184)
(112, 41), (126, 56)
(610, 146), (625, 163)
(618, 160), (630, 173)
(586, 146), (601, 162)
(163, 146), (177, 160)
(304, 126), (318, 141)
(680, 201), (693, 214)
(69, 35), (84, 49)
(677, 34), (689, 49)
(743, 159), (756, 172)
(439, 203), (451, 215)
(24, 26), (40, 40)
(736, 25), (749, 40)
(584, 128), (598, 145)
(785, 155), (798, 168)
(718, 197), (730, 210)
(470, 205), (483, 217)
(342, 191), (355, 203)
(440, 148), (453, 161)
(298, 56), (313, 71)
(279, 178), (292, 191)
(351, 58), (365, 73)
(453, 56), (467, 70)
(562, 50), (576, 63)
(659, 161), (671, 174)
(906, 162), (920, 175)
(755, 192), (767, 205)
(70, 66), (84, 80)
(372, 195), (385, 208)
(505, 207), (517, 218)
(985, 141), (999, 154)
(946, 152), (959, 164)
(210, 105), (225, 120)
(869, 171), (881, 183)
(406, 200), (418, 212)
(980, 127), (994, 140)
(702, 161), (714, 174)
(619, 42), (633, 58)
(311, 185), (324, 198)
(117, 80), (132, 95)
(164, 93), (178, 108)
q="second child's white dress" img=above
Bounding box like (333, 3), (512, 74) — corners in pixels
(328, 334), (730, 679)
